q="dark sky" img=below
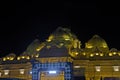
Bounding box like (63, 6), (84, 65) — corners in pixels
(0, 1), (120, 57)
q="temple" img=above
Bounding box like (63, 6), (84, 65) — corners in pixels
(0, 27), (120, 80)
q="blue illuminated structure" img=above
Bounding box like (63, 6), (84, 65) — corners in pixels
(32, 61), (73, 80)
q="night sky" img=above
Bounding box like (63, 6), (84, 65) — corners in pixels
(0, 1), (120, 57)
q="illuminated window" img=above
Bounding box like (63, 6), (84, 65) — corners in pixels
(20, 69), (25, 74)
(74, 66), (80, 68)
(113, 66), (119, 71)
(4, 70), (9, 75)
(95, 66), (101, 72)
(0, 72), (1, 77)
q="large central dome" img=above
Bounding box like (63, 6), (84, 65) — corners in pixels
(39, 27), (81, 58)
(47, 27), (77, 42)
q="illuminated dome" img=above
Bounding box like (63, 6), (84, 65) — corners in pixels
(47, 27), (77, 42)
(85, 35), (109, 49)
(40, 27), (82, 58)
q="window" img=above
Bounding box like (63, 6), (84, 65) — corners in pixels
(95, 66), (101, 72)
(20, 69), (25, 74)
(4, 70), (9, 75)
(113, 66), (119, 71)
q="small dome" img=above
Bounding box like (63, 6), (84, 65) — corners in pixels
(110, 48), (118, 52)
(6, 53), (16, 57)
(85, 35), (109, 49)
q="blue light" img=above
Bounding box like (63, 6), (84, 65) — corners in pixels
(30, 70), (32, 74)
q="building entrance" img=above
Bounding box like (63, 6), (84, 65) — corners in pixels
(40, 71), (64, 80)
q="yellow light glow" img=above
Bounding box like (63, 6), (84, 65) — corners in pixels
(9, 57), (14, 60)
(109, 53), (112, 56)
(26, 56), (30, 59)
(47, 35), (54, 42)
(103, 43), (107, 48)
(22, 56), (25, 58)
(47, 39), (51, 42)
(118, 53), (120, 56)
(7, 57), (9, 59)
(65, 38), (70, 41)
(3, 58), (6, 61)
(82, 52), (86, 55)
(113, 52), (117, 55)
(75, 52), (78, 55)
(90, 54), (94, 57)
(86, 44), (93, 48)
(17, 57), (20, 60)
(63, 35), (70, 40)
(96, 53), (99, 55)
(36, 48), (40, 51)
(100, 53), (103, 56)
(35, 54), (39, 57)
